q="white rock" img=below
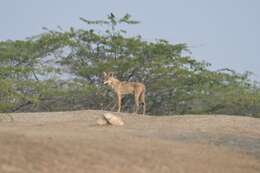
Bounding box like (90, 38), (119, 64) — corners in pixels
(96, 117), (108, 126)
(103, 113), (124, 126)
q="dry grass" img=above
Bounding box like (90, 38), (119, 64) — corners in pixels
(0, 110), (260, 173)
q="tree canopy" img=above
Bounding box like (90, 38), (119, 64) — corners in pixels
(0, 14), (259, 117)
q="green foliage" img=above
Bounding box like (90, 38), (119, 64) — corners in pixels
(0, 14), (260, 117)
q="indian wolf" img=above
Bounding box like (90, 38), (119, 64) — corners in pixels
(103, 72), (146, 115)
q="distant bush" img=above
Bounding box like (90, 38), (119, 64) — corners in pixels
(0, 14), (260, 117)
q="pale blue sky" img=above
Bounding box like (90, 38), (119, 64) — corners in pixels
(1, 0), (259, 80)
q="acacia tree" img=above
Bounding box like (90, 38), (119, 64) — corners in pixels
(0, 14), (259, 116)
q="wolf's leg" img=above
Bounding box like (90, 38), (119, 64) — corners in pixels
(140, 90), (146, 115)
(135, 94), (140, 114)
(117, 94), (122, 112)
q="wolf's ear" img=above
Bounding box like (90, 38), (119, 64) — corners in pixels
(103, 72), (107, 76)
(109, 72), (114, 77)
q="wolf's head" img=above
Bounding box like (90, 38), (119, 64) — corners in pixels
(103, 72), (115, 85)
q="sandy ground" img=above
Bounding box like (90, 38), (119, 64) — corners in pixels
(0, 110), (260, 173)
